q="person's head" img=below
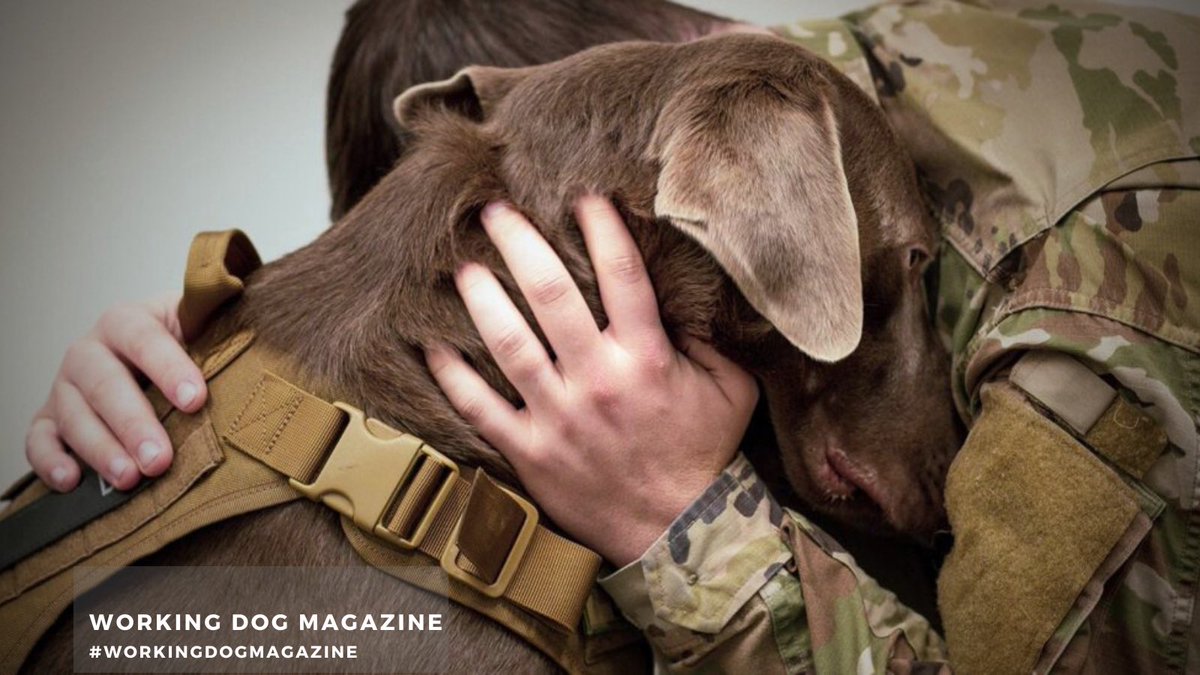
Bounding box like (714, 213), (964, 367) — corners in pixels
(326, 0), (735, 219)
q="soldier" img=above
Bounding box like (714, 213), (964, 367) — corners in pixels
(23, 1), (1199, 673)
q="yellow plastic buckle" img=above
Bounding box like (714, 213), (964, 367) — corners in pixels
(440, 482), (539, 598)
(289, 402), (458, 550)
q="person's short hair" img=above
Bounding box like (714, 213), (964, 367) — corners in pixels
(326, 0), (728, 219)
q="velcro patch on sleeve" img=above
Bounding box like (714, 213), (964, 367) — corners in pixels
(1084, 396), (1169, 479)
(939, 382), (1144, 675)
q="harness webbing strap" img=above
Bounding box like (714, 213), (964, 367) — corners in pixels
(341, 522), (650, 674)
(386, 458), (447, 537)
(224, 372), (346, 484)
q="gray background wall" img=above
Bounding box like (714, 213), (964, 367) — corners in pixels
(0, 0), (1193, 487)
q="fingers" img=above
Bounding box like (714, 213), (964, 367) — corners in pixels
(25, 412), (80, 491)
(24, 296), (196, 493)
(480, 202), (600, 368)
(64, 339), (174, 476)
(52, 381), (140, 490)
(455, 262), (559, 407)
(679, 336), (760, 408)
(424, 343), (524, 455)
(575, 195), (668, 350)
(96, 303), (206, 412)
(148, 291), (187, 341)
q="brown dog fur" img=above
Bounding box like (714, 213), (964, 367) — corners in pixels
(25, 33), (959, 671)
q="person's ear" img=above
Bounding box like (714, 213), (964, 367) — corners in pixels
(651, 76), (862, 362)
(392, 66), (525, 129)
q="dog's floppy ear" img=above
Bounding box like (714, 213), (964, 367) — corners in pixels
(652, 80), (862, 362)
(393, 66), (522, 129)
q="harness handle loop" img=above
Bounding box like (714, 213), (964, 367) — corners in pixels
(178, 229), (262, 341)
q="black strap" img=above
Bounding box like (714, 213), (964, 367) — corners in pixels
(0, 468), (146, 571)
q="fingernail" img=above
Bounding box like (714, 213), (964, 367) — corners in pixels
(176, 381), (198, 408)
(454, 262), (477, 281)
(481, 201), (510, 221)
(50, 466), (68, 488)
(138, 441), (162, 468)
(425, 343), (452, 363)
(110, 456), (131, 482)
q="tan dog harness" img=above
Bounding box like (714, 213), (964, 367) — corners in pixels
(0, 230), (647, 673)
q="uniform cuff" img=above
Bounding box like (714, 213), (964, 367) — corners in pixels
(599, 454), (791, 634)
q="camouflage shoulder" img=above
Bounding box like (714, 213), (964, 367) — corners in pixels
(843, 0), (1200, 279)
(770, 18), (877, 103)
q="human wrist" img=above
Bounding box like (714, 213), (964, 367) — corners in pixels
(598, 454), (792, 634)
(604, 522), (667, 568)
(601, 463), (734, 566)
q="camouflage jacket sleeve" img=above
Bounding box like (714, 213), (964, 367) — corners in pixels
(598, 454), (949, 673)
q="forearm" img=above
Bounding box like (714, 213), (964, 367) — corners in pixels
(600, 455), (948, 673)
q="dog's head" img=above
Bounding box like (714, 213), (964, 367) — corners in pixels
(391, 34), (959, 539)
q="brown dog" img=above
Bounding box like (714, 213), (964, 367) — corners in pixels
(309, 32), (958, 536)
(26, 33), (958, 670)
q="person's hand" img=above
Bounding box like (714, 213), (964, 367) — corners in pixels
(25, 294), (206, 492)
(426, 196), (759, 566)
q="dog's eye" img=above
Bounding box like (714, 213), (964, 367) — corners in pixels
(906, 245), (931, 271)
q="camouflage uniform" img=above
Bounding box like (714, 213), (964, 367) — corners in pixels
(598, 1), (1200, 672)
